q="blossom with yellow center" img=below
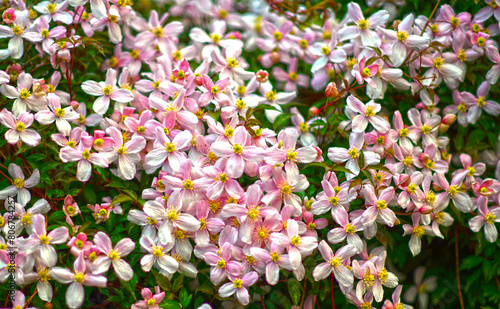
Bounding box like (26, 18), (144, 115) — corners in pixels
(74, 272), (86, 283)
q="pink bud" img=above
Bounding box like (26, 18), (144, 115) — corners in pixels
(442, 114), (456, 125)
(419, 153), (429, 163)
(194, 74), (203, 86)
(309, 106), (319, 116)
(438, 123), (449, 133)
(2, 8), (16, 24)
(256, 70), (269, 83)
(325, 82), (338, 98)
(270, 52), (280, 64)
(419, 205), (434, 214)
(70, 100), (80, 109)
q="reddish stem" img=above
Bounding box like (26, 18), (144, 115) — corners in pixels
(330, 273), (336, 309)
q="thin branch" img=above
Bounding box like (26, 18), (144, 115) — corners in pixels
(455, 226), (465, 309)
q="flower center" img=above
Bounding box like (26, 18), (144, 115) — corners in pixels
(426, 191), (436, 204)
(153, 246), (164, 257)
(290, 235), (301, 246)
(363, 270), (375, 287)
(485, 213), (496, 223)
(109, 250), (120, 261)
(376, 200), (387, 210)
(233, 278), (243, 288)
(288, 72), (298, 81)
(376, 136), (385, 145)
(433, 57), (444, 68)
(447, 185), (459, 197)
(457, 49), (467, 62)
(329, 195), (339, 206)
(330, 257), (342, 267)
(227, 58), (238, 68)
(108, 15), (118, 22)
(15, 122), (26, 132)
(147, 299), (156, 306)
(300, 122), (308, 132)
(46, 3), (57, 13)
(345, 223), (356, 234)
(40, 234), (50, 244)
(117, 146), (128, 155)
(211, 33), (221, 43)
(403, 156), (413, 167)
(74, 272), (86, 283)
(421, 125), (431, 134)
(322, 45), (331, 55)
(41, 29), (50, 39)
(182, 179), (194, 190)
(362, 67), (371, 77)
(299, 39), (308, 48)
(348, 147), (359, 159)
(266, 90), (277, 101)
(357, 19), (369, 30)
(270, 251), (280, 262)
(13, 177), (24, 188)
(166, 209), (178, 221)
(76, 239), (84, 248)
(103, 86), (113, 96)
(38, 267), (50, 281)
(364, 105), (375, 116)
(399, 127), (409, 137)
(217, 258), (226, 269)
(20, 88), (31, 99)
(21, 212), (32, 225)
(396, 30), (408, 41)
(477, 96), (486, 107)
(407, 183), (417, 194)
(273, 31), (282, 41)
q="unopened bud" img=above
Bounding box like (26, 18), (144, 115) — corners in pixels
(70, 100), (80, 109)
(325, 82), (338, 98)
(438, 123), (449, 133)
(270, 52), (280, 64)
(44, 303), (53, 309)
(419, 153), (430, 164)
(442, 114), (457, 125)
(194, 75), (203, 86)
(256, 70), (269, 83)
(309, 106), (319, 116)
(392, 19), (401, 30)
(419, 205), (434, 215)
(432, 183), (443, 192)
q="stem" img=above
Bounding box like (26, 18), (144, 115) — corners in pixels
(261, 294), (266, 309)
(330, 273), (336, 309)
(494, 275), (500, 291)
(300, 279), (307, 309)
(455, 226), (464, 309)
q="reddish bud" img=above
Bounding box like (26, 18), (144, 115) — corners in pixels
(256, 70), (269, 83)
(70, 100), (80, 109)
(419, 153), (430, 164)
(270, 52), (280, 64)
(44, 303), (53, 309)
(194, 75), (203, 86)
(442, 114), (457, 125)
(325, 82), (338, 98)
(419, 205), (434, 215)
(438, 123), (449, 133)
(309, 106), (319, 116)
(2, 8), (16, 24)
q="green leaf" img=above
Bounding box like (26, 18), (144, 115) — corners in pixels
(331, 165), (354, 174)
(196, 284), (213, 295)
(153, 270), (172, 291)
(26, 153), (46, 161)
(111, 194), (134, 205)
(159, 300), (182, 309)
(460, 255), (483, 270)
(172, 274), (184, 293)
(84, 187), (97, 204)
(106, 180), (128, 189)
(120, 274), (138, 301)
(365, 163), (393, 174)
(287, 278), (302, 306)
(303, 162), (332, 171)
(179, 288), (192, 308)
(273, 113), (293, 131)
(358, 151), (365, 169)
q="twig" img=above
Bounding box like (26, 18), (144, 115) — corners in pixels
(330, 273), (336, 309)
(455, 226), (464, 309)
(261, 294), (266, 309)
(300, 279), (307, 309)
(494, 275), (500, 291)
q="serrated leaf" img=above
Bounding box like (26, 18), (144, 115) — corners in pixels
(153, 270), (172, 291)
(172, 274), (184, 293)
(273, 113), (293, 131)
(111, 194), (134, 205)
(159, 300), (181, 309)
(287, 278), (302, 306)
(179, 288), (192, 308)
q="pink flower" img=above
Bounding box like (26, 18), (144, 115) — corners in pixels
(250, 245), (292, 285)
(434, 172), (472, 212)
(402, 213), (434, 256)
(311, 32), (347, 73)
(403, 267), (437, 309)
(210, 126), (265, 178)
(327, 207), (364, 252)
(461, 80), (500, 124)
(313, 241), (356, 292)
(270, 219), (318, 270)
(2, 8), (15, 24)
(218, 271), (259, 306)
(91, 232), (135, 281)
(106, 126), (146, 180)
(485, 46), (500, 84)
(199, 75), (232, 107)
(347, 95), (390, 133)
(67, 232), (92, 256)
(338, 2), (389, 47)
(139, 236), (179, 274)
(82, 68), (134, 114)
(204, 242), (243, 285)
(468, 196), (500, 242)
(35, 96), (78, 136)
(143, 194), (200, 245)
(328, 132), (381, 178)
(382, 285), (411, 309)
(133, 286), (166, 309)
(34, 1), (73, 24)
(0, 163), (40, 206)
(0, 110), (41, 147)
(18, 214), (69, 266)
(59, 143), (110, 182)
(0, 72), (47, 115)
(145, 128), (192, 174)
(50, 252), (107, 309)
(360, 185), (397, 227)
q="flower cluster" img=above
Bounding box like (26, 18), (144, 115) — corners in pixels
(0, 0), (499, 308)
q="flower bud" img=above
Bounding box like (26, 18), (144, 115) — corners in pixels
(2, 8), (16, 24)
(419, 153), (429, 164)
(256, 70), (269, 83)
(70, 100), (80, 109)
(194, 74), (203, 86)
(392, 19), (401, 30)
(309, 106), (319, 116)
(325, 82), (338, 98)
(44, 303), (53, 309)
(442, 114), (456, 125)
(432, 183), (443, 192)
(419, 205), (434, 215)
(438, 123), (449, 133)
(270, 52), (280, 64)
